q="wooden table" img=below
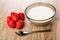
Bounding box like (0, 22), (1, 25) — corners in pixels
(0, 0), (60, 40)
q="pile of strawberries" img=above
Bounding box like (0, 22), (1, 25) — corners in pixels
(6, 12), (25, 29)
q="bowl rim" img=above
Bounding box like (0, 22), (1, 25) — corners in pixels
(25, 2), (56, 21)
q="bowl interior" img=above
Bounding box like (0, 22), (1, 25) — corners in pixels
(25, 2), (56, 21)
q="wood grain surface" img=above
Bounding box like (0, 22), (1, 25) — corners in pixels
(0, 0), (60, 40)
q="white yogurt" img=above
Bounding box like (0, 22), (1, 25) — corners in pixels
(27, 6), (54, 20)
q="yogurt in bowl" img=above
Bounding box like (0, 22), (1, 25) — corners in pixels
(25, 2), (56, 25)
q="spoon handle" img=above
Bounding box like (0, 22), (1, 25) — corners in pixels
(29, 29), (51, 34)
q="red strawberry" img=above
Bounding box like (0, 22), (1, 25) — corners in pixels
(11, 12), (17, 16)
(14, 13), (20, 20)
(8, 20), (15, 28)
(16, 20), (24, 29)
(19, 12), (25, 20)
(11, 14), (19, 22)
(6, 16), (11, 23)
(11, 12), (20, 21)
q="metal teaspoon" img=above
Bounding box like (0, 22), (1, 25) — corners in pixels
(15, 29), (51, 36)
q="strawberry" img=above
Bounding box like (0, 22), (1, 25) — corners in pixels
(11, 14), (19, 22)
(19, 12), (25, 21)
(8, 20), (15, 28)
(16, 20), (24, 29)
(11, 12), (17, 16)
(11, 12), (20, 22)
(6, 16), (11, 23)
